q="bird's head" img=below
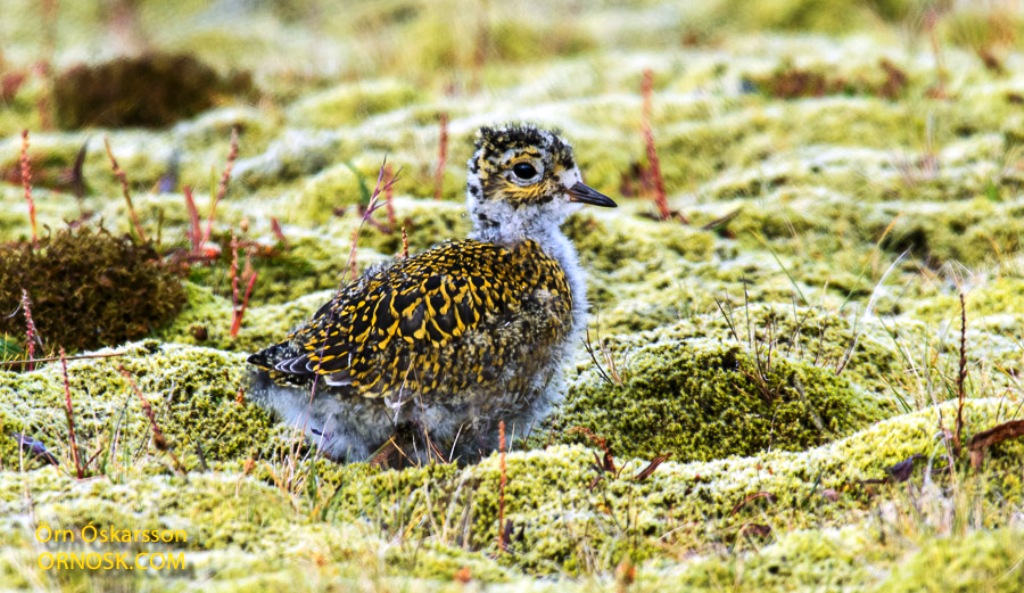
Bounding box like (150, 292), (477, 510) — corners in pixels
(466, 123), (616, 241)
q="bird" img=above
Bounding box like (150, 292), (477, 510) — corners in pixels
(247, 123), (617, 465)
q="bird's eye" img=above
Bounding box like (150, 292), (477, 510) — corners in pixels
(512, 162), (538, 179)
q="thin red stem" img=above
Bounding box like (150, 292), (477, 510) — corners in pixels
(183, 186), (202, 255)
(498, 419), (507, 553)
(203, 127), (239, 245)
(20, 130), (37, 246)
(231, 253), (258, 338)
(384, 163), (396, 226)
(344, 159), (399, 283)
(20, 289), (36, 371)
(60, 347), (84, 479)
(104, 137), (148, 243)
(270, 217), (288, 247)
(641, 69), (674, 222)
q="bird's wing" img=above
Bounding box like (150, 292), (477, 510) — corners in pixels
(258, 240), (537, 396)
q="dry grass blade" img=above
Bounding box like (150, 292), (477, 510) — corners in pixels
(270, 217), (288, 247)
(729, 491), (777, 516)
(12, 433), (59, 466)
(68, 139), (88, 201)
(700, 207), (742, 232)
(836, 250), (907, 375)
(348, 228), (360, 281)
(884, 454), (923, 483)
(953, 291), (968, 457)
(968, 420), (1024, 470)
(568, 426), (616, 474)
(633, 454), (671, 482)
(384, 162), (396, 226)
(583, 328), (616, 386)
(118, 365), (187, 475)
(343, 157), (401, 283)
(0, 349), (127, 367)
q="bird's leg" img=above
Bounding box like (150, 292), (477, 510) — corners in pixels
(368, 437), (402, 468)
(411, 413), (446, 465)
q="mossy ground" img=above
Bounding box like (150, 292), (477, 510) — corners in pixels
(2, 0), (1024, 590)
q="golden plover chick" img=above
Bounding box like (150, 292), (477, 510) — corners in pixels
(247, 123), (616, 464)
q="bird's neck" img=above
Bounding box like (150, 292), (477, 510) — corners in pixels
(469, 210), (590, 340)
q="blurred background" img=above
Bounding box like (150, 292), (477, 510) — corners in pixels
(3, 0), (1024, 348)
(3, 0), (1022, 134)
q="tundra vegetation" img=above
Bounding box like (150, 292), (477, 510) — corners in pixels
(1, 0), (1023, 591)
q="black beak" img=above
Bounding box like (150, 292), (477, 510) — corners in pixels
(567, 182), (617, 208)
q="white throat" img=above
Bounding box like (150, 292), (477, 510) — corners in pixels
(465, 179), (590, 345)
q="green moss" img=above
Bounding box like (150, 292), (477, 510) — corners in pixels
(232, 131), (357, 193)
(878, 198), (1024, 267)
(159, 282), (328, 352)
(698, 190), (1024, 271)
(558, 211), (720, 333)
(399, 9), (594, 76)
(564, 213), (716, 271)
(0, 72), (50, 138)
(183, 236), (347, 307)
(324, 399), (1021, 575)
(290, 162), (375, 225)
(287, 80), (422, 128)
(587, 98), (936, 198)
(554, 338), (886, 462)
(4, 393), (1022, 583)
(0, 341), (279, 470)
(489, 20), (596, 63)
(671, 526), (899, 591)
(588, 300), (906, 402)
(0, 462), (524, 591)
(880, 528), (1024, 593)
(747, 59), (909, 100)
(173, 106), (283, 160)
(705, 0), (878, 34)
(912, 277), (1024, 322)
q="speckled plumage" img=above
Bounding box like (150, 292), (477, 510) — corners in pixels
(248, 123), (616, 464)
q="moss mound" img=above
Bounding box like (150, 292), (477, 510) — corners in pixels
(0, 227), (186, 355)
(554, 339), (887, 462)
(53, 53), (253, 130)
